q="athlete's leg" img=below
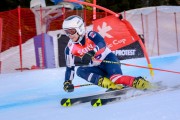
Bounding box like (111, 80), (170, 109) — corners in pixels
(76, 66), (106, 85)
(101, 53), (152, 90)
(76, 66), (123, 89)
(100, 53), (134, 86)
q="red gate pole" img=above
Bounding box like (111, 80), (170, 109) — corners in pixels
(93, 0), (96, 20)
(40, 6), (45, 69)
(18, 6), (23, 71)
(0, 18), (2, 73)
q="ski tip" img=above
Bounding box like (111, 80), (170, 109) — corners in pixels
(91, 98), (102, 107)
(60, 98), (72, 107)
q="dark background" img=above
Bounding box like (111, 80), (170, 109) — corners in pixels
(57, 34), (145, 67)
(0, 0), (179, 12)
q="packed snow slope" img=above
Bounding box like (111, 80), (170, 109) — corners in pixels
(0, 53), (180, 120)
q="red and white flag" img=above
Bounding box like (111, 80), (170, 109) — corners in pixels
(93, 15), (139, 51)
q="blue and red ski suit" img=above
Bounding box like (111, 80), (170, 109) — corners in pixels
(64, 31), (135, 86)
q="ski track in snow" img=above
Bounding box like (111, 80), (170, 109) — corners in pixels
(0, 53), (180, 120)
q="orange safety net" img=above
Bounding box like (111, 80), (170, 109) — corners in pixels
(0, 8), (108, 52)
(0, 8), (36, 52)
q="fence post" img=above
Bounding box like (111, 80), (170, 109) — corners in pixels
(18, 6), (23, 71)
(155, 7), (160, 55)
(174, 12), (179, 52)
(0, 17), (3, 73)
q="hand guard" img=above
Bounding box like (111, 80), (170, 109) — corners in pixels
(63, 80), (74, 92)
(81, 50), (95, 63)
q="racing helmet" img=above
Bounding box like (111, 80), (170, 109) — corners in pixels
(62, 15), (85, 36)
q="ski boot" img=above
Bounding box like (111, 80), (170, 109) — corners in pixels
(98, 77), (124, 90)
(132, 77), (152, 90)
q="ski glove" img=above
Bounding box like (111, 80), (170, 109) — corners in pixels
(81, 50), (95, 63)
(63, 80), (74, 92)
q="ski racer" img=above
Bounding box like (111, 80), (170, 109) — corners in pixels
(62, 15), (152, 92)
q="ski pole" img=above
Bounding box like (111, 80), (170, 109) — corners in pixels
(120, 62), (180, 74)
(94, 59), (180, 74)
(74, 83), (94, 88)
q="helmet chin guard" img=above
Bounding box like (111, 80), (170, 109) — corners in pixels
(62, 15), (85, 43)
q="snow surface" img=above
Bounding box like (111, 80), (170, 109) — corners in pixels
(0, 53), (180, 120)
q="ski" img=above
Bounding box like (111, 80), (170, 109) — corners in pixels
(91, 96), (122, 107)
(60, 88), (130, 107)
(61, 82), (162, 107)
(90, 84), (180, 107)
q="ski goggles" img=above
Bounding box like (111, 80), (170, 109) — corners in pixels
(64, 29), (77, 36)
